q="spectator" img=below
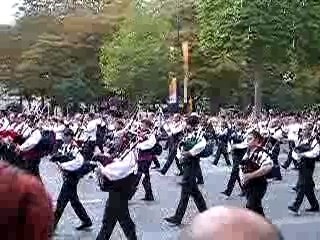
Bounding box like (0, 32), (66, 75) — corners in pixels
(0, 161), (53, 240)
(180, 206), (283, 240)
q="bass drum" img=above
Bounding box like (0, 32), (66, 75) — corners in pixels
(98, 172), (137, 192)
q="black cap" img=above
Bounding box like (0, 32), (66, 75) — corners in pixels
(63, 128), (74, 137)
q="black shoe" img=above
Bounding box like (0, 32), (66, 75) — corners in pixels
(305, 207), (320, 213)
(164, 216), (181, 225)
(151, 165), (160, 169)
(175, 171), (183, 176)
(76, 221), (92, 231)
(142, 197), (154, 201)
(281, 164), (288, 170)
(212, 162), (218, 166)
(158, 169), (166, 175)
(288, 205), (299, 214)
(197, 180), (204, 185)
(292, 187), (298, 192)
(239, 192), (245, 197)
(220, 191), (230, 197)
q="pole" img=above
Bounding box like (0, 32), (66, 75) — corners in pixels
(182, 41), (189, 107)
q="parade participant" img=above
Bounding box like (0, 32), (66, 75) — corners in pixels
(239, 130), (273, 216)
(51, 128), (93, 231)
(82, 113), (101, 160)
(213, 121), (231, 166)
(180, 206), (284, 240)
(164, 113), (207, 225)
(221, 121), (247, 197)
(281, 117), (301, 169)
(129, 119), (157, 201)
(266, 120), (284, 181)
(0, 111), (10, 132)
(16, 118), (43, 178)
(53, 117), (66, 151)
(288, 126), (320, 214)
(159, 113), (184, 175)
(0, 161), (53, 240)
(96, 139), (138, 240)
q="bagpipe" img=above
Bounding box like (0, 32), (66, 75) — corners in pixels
(240, 146), (264, 175)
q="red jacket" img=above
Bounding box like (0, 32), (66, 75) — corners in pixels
(0, 162), (53, 240)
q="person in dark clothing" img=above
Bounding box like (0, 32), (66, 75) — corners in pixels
(164, 114), (207, 225)
(240, 130), (273, 217)
(159, 114), (184, 176)
(288, 128), (320, 214)
(221, 126), (247, 197)
(96, 147), (138, 240)
(52, 128), (92, 231)
(213, 122), (231, 166)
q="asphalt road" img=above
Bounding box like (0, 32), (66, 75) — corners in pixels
(40, 149), (320, 240)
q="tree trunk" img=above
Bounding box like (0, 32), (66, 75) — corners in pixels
(254, 64), (263, 118)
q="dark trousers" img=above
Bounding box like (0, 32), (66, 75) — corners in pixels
(225, 151), (245, 195)
(24, 158), (41, 180)
(130, 161), (154, 200)
(83, 140), (96, 161)
(96, 191), (137, 240)
(213, 143), (231, 166)
(293, 185), (319, 210)
(282, 141), (298, 168)
(174, 182), (207, 222)
(54, 177), (91, 228)
(195, 161), (204, 183)
(152, 157), (160, 168)
(161, 140), (182, 174)
(245, 181), (267, 216)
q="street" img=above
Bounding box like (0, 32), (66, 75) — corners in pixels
(40, 150), (320, 240)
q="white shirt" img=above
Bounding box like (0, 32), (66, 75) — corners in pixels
(54, 124), (66, 140)
(59, 143), (84, 171)
(20, 129), (42, 152)
(137, 134), (157, 151)
(85, 119), (100, 141)
(287, 123), (301, 142)
(300, 139), (320, 159)
(0, 117), (9, 131)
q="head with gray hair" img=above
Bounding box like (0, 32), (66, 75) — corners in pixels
(180, 206), (283, 240)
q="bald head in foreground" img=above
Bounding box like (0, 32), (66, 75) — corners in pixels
(180, 206), (283, 240)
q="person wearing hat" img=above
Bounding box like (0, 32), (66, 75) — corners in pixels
(164, 114), (207, 225)
(129, 118), (157, 201)
(239, 130), (273, 216)
(52, 128), (92, 232)
(159, 113), (185, 176)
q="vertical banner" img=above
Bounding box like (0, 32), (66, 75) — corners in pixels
(182, 41), (189, 104)
(169, 77), (177, 104)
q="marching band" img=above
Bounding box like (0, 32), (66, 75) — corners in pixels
(0, 104), (319, 239)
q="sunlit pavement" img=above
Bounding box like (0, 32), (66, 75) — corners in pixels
(40, 149), (320, 240)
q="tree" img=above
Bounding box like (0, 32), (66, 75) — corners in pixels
(197, 0), (320, 111)
(100, 12), (173, 101)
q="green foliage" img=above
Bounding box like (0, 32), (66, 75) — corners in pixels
(100, 12), (173, 100)
(197, 0), (320, 110)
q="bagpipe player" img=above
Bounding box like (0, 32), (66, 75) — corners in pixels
(51, 128), (92, 232)
(239, 130), (273, 217)
(288, 125), (320, 214)
(164, 113), (207, 226)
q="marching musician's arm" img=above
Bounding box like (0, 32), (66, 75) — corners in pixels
(19, 130), (42, 152)
(137, 134), (157, 150)
(233, 140), (248, 149)
(188, 137), (207, 157)
(248, 153), (273, 179)
(0, 119), (9, 131)
(59, 151), (84, 171)
(301, 144), (320, 159)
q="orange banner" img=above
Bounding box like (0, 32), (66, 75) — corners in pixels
(169, 77), (177, 104)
